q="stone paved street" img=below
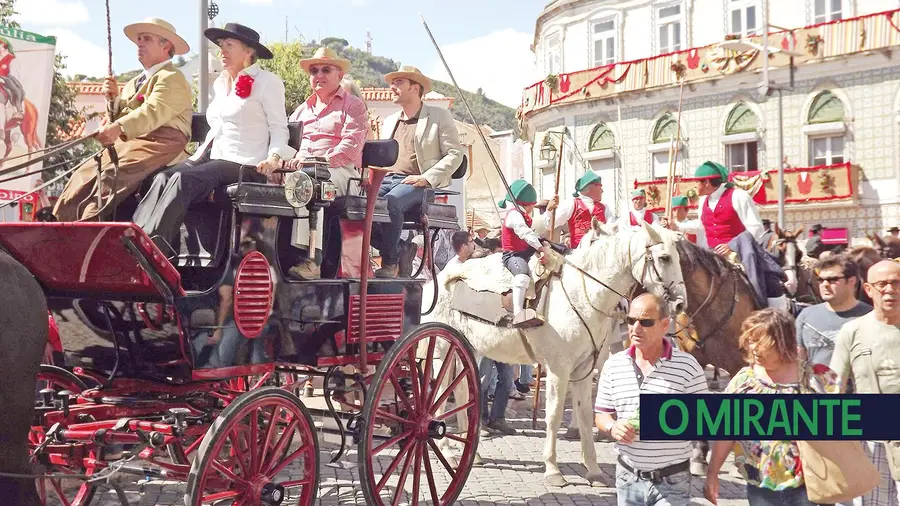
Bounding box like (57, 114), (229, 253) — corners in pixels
(87, 370), (748, 506)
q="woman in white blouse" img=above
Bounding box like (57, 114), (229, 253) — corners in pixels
(133, 23), (295, 253)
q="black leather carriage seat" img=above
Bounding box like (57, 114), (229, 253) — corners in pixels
(329, 139), (398, 223)
(400, 155), (467, 231)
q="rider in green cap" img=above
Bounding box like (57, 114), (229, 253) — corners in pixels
(668, 195), (698, 243)
(544, 170), (616, 247)
(499, 179), (552, 328)
(686, 160), (788, 310)
(619, 188), (658, 230)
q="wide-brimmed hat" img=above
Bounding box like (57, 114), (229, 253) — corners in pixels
(888, 226), (899, 233)
(811, 224), (823, 232)
(299, 47), (351, 73)
(385, 65), (433, 94)
(205, 23), (273, 60)
(124, 18), (189, 56)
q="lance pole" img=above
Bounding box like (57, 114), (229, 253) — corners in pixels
(420, 15), (523, 216)
(665, 78), (685, 223)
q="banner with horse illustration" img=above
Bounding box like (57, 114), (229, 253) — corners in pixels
(0, 26), (55, 208)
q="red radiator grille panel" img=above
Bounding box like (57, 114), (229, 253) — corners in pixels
(233, 251), (273, 339)
(347, 294), (405, 344)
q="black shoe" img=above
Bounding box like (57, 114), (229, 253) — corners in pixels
(514, 379), (530, 394)
(486, 419), (518, 436)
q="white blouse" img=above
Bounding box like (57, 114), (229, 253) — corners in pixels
(191, 63), (296, 165)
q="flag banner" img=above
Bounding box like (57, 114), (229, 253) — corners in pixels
(637, 394), (898, 441)
(0, 26), (56, 215)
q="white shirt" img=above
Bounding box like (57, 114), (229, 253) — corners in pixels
(192, 63), (296, 165)
(504, 210), (543, 251)
(140, 60), (170, 84)
(618, 207), (659, 229)
(679, 185), (764, 249)
(546, 195), (616, 232)
(444, 255), (464, 270)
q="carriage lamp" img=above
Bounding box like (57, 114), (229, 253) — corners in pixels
(319, 181), (337, 202)
(284, 170), (315, 208)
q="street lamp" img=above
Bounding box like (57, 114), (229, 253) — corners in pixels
(717, 0), (802, 230)
(540, 142), (557, 162)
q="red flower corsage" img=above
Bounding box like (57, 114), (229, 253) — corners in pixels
(136, 94), (145, 103)
(235, 74), (254, 98)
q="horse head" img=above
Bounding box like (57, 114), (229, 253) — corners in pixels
(624, 220), (687, 315)
(773, 225), (804, 273)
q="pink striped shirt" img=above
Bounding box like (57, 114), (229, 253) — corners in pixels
(289, 87), (367, 169)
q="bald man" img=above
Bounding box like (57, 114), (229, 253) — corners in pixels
(831, 260), (900, 503)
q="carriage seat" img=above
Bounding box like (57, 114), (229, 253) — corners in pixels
(400, 155), (467, 231)
(330, 139), (397, 223)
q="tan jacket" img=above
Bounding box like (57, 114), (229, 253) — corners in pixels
(380, 103), (463, 189)
(111, 62), (192, 143)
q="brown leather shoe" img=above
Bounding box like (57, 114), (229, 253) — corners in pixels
(289, 259), (321, 280)
(374, 264), (398, 278)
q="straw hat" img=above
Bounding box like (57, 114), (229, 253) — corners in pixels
(385, 65), (433, 94)
(299, 47), (351, 73)
(124, 18), (189, 56)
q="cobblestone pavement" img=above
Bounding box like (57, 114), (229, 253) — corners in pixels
(87, 370), (747, 506)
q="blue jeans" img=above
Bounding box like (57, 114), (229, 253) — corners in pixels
(520, 364), (534, 384)
(378, 174), (426, 266)
(478, 356), (513, 423)
(615, 465), (691, 506)
(746, 485), (831, 506)
(192, 319), (270, 368)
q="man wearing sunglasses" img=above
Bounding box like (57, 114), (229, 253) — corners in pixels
(831, 260), (900, 504)
(595, 293), (708, 506)
(796, 254), (870, 370)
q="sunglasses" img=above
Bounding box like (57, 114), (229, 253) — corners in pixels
(626, 317), (657, 328)
(818, 275), (847, 284)
(309, 66), (335, 75)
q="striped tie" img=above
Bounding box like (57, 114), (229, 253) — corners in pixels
(134, 74), (147, 91)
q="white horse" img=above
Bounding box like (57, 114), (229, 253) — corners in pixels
(422, 219), (687, 487)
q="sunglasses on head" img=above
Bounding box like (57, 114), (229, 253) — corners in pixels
(309, 66), (335, 75)
(626, 317), (657, 328)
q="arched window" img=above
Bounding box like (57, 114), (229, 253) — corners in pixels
(806, 90), (846, 166)
(724, 102), (759, 172)
(651, 113), (679, 144)
(588, 122), (615, 151)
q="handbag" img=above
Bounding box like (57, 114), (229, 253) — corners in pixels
(796, 363), (880, 504)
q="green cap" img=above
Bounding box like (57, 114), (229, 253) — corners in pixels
(671, 196), (689, 208)
(498, 179), (537, 208)
(694, 161), (733, 187)
(630, 189), (646, 199)
(573, 171), (602, 197)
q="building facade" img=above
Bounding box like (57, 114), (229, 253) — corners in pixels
(521, 0), (900, 240)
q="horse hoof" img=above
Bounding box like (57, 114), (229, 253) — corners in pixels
(690, 461), (708, 476)
(564, 427), (580, 440)
(585, 471), (606, 487)
(545, 473), (569, 487)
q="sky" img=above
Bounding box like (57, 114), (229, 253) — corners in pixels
(13, 0), (545, 108)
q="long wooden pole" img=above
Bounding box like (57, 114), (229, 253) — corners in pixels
(532, 136), (564, 430)
(664, 79), (686, 223)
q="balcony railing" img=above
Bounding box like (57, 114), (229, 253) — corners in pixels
(633, 162), (857, 213)
(521, 9), (900, 117)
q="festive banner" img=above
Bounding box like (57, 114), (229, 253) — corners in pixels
(0, 25), (56, 220)
(633, 163), (856, 213)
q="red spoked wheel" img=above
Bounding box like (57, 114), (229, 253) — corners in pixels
(184, 387), (319, 505)
(32, 365), (97, 506)
(359, 322), (481, 506)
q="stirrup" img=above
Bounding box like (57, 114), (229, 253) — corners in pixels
(512, 309), (544, 329)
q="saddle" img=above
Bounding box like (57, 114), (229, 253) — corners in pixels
(446, 248), (564, 329)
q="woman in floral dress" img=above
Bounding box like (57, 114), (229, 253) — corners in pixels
(704, 308), (840, 506)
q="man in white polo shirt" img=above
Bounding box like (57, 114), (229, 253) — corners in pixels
(595, 293), (709, 506)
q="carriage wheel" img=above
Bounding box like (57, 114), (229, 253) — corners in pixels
(359, 322), (480, 506)
(32, 365), (97, 506)
(184, 387), (319, 505)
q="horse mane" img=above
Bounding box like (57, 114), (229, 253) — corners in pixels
(674, 239), (763, 309)
(566, 227), (630, 277)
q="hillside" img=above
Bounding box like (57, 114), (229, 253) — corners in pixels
(88, 38), (517, 131)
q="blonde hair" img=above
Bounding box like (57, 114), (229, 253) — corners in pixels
(738, 308), (798, 365)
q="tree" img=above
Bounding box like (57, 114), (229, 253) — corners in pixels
(258, 41), (311, 114)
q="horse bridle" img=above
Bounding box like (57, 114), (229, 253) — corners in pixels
(674, 268), (739, 350)
(773, 236), (821, 304)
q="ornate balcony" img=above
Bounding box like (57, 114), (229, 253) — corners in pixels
(521, 9), (900, 118)
(633, 162), (858, 213)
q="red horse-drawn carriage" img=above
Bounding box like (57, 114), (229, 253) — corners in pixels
(0, 114), (480, 505)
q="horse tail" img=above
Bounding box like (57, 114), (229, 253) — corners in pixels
(23, 100), (42, 151)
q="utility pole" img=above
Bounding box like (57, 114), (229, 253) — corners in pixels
(285, 16), (288, 42)
(199, 0), (209, 113)
(366, 31), (372, 54)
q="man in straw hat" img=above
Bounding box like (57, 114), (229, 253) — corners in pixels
(498, 179), (552, 328)
(619, 188), (658, 230)
(285, 47), (368, 278)
(544, 170), (616, 248)
(681, 161), (788, 309)
(373, 65), (463, 278)
(53, 18), (192, 222)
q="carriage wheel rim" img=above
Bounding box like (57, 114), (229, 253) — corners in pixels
(194, 393), (317, 505)
(362, 324), (480, 506)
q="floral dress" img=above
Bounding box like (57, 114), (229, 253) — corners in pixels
(725, 362), (840, 491)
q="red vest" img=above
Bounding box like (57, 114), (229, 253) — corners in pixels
(700, 187), (746, 249)
(502, 211), (534, 252)
(568, 198), (606, 248)
(685, 232), (698, 244)
(629, 209), (655, 227)
(0, 54), (13, 78)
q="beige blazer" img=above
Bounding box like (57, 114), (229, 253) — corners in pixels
(380, 103), (463, 189)
(111, 61), (193, 142)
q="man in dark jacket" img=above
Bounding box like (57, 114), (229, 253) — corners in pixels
(805, 224), (827, 259)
